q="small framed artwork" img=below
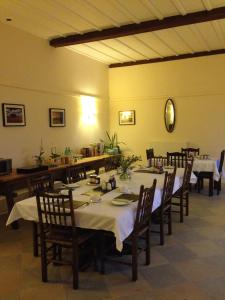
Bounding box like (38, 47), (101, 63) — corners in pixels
(49, 108), (65, 127)
(119, 110), (135, 125)
(2, 103), (26, 126)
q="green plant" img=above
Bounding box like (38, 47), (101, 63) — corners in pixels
(34, 147), (45, 165)
(119, 155), (141, 173)
(50, 147), (61, 159)
(100, 131), (124, 153)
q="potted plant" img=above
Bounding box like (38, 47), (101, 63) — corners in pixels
(100, 131), (124, 155)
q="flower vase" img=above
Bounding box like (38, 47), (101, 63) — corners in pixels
(119, 170), (130, 181)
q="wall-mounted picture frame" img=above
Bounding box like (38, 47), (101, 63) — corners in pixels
(119, 110), (135, 125)
(2, 103), (26, 127)
(49, 108), (65, 127)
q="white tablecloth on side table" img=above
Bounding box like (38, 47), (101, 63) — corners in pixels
(193, 159), (220, 181)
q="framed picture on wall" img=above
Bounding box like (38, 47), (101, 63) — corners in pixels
(49, 108), (65, 127)
(2, 103), (26, 126)
(119, 110), (135, 125)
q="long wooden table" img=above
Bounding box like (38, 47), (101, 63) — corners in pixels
(0, 154), (116, 228)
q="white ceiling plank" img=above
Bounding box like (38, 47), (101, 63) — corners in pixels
(0, 1), (61, 37)
(170, 0), (187, 15)
(111, 0), (141, 23)
(180, 0), (206, 13)
(69, 44), (117, 64)
(101, 39), (136, 61)
(174, 25), (208, 52)
(172, 28), (195, 52)
(53, 0), (100, 32)
(189, 24), (211, 51)
(201, 0), (213, 10)
(134, 35), (163, 57)
(116, 37), (149, 59)
(211, 20), (225, 48)
(140, 0), (164, 20)
(117, 35), (157, 59)
(153, 30), (181, 55)
(17, 0), (81, 34)
(196, 21), (224, 49)
(83, 0), (120, 27)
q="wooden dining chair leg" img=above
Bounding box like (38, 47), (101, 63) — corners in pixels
(209, 175), (214, 196)
(180, 194), (184, 223)
(168, 208), (172, 235)
(99, 233), (105, 275)
(72, 243), (79, 289)
(41, 241), (48, 282)
(185, 194), (189, 216)
(160, 215), (164, 246)
(32, 222), (39, 257)
(145, 228), (150, 265)
(131, 237), (138, 281)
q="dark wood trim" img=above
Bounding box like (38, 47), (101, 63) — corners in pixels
(50, 6), (225, 47)
(109, 49), (225, 68)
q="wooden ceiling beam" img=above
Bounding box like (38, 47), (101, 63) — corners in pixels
(109, 49), (225, 68)
(50, 6), (225, 47)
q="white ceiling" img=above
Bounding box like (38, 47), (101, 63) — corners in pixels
(1, 0), (225, 66)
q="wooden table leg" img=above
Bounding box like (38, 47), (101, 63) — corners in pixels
(209, 173), (214, 197)
(5, 187), (19, 229)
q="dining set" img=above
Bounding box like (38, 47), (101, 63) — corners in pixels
(6, 156), (197, 289)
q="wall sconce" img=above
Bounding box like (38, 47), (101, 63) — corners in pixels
(80, 95), (97, 125)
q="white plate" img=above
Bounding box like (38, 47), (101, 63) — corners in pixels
(111, 199), (131, 206)
(63, 183), (80, 188)
(87, 182), (99, 186)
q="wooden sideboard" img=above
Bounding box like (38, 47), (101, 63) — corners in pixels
(0, 154), (118, 228)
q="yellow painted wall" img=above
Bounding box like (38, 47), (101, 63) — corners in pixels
(0, 23), (109, 167)
(109, 55), (225, 163)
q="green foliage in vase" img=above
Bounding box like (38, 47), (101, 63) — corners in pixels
(119, 155), (141, 173)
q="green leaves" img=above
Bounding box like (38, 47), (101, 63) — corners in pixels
(119, 155), (141, 172)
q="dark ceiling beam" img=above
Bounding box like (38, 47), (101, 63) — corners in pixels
(109, 49), (225, 68)
(50, 6), (225, 47)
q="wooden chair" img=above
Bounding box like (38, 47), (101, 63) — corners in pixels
(36, 189), (96, 289)
(99, 179), (157, 281)
(167, 152), (187, 168)
(172, 160), (193, 222)
(149, 156), (168, 167)
(66, 166), (87, 183)
(146, 148), (154, 160)
(181, 147), (200, 157)
(214, 150), (225, 195)
(28, 174), (54, 257)
(152, 168), (176, 245)
(104, 155), (120, 172)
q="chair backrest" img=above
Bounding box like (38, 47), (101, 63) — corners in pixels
(146, 148), (154, 160)
(28, 174), (54, 196)
(105, 156), (120, 172)
(181, 148), (200, 157)
(66, 166), (87, 183)
(36, 189), (75, 229)
(167, 152), (187, 168)
(149, 156), (168, 167)
(134, 179), (157, 233)
(182, 159), (194, 192)
(218, 150), (225, 174)
(161, 167), (177, 208)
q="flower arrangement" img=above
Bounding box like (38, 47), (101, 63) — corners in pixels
(119, 155), (141, 180)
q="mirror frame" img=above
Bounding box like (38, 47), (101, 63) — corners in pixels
(164, 98), (176, 133)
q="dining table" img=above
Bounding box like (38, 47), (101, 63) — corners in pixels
(6, 167), (197, 252)
(192, 157), (221, 196)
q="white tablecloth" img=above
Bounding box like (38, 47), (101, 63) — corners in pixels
(6, 168), (195, 251)
(193, 159), (220, 181)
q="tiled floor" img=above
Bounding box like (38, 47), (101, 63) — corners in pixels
(0, 186), (225, 300)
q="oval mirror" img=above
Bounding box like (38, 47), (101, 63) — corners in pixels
(164, 98), (175, 133)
